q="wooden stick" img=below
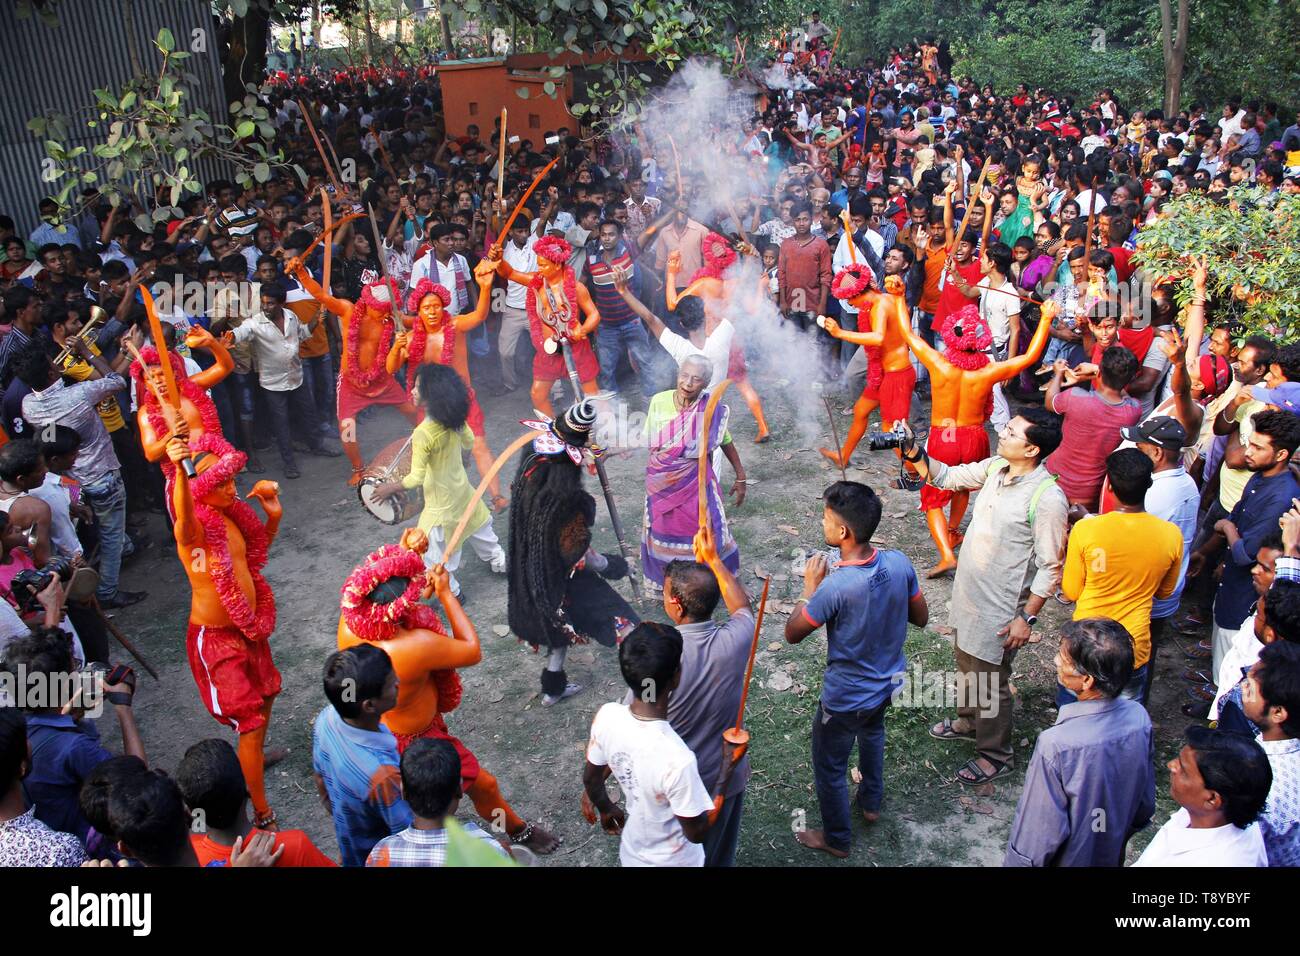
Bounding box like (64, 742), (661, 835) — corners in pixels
(438, 431), (536, 565)
(137, 287), (196, 478)
(829, 27), (842, 65)
(730, 574), (770, 734)
(697, 380), (733, 538)
(822, 395), (847, 481)
(492, 156), (559, 249)
(1083, 177), (1097, 267)
(297, 98), (343, 192)
(92, 597), (161, 680)
(497, 108), (508, 209)
(946, 160), (991, 270)
(320, 187), (334, 293)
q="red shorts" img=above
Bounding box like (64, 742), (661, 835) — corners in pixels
(876, 365), (916, 423)
(185, 622), (281, 734)
(532, 337), (600, 383)
(919, 423), (991, 511)
(727, 341), (749, 382)
(393, 714), (481, 790)
(466, 386), (485, 438)
(336, 374), (409, 423)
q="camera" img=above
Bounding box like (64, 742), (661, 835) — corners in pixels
(10, 557), (73, 614)
(867, 420), (910, 451)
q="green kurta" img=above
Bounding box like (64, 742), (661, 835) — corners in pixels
(401, 417), (487, 544)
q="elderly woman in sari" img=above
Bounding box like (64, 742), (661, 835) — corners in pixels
(641, 354), (748, 590)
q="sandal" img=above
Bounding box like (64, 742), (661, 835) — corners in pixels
(929, 717), (975, 741)
(956, 757), (1011, 786)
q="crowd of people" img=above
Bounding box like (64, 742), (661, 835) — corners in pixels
(1, 18), (1299, 870)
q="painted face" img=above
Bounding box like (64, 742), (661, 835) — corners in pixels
(418, 293), (445, 330)
(195, 455), (237, 510)
(537, 255), (562, 280)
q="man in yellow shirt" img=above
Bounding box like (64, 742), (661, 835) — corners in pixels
(1061, 448), (1182, 705)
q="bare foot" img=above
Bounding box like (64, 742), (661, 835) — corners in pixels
(818, 447), (848, 468)
(862, 810), (880, 825)
(795, 828), (849, 858)
(754, 431), (771, 444)
(517, 823), (561, 854)
(948, 531), (964, 548)
(348, 467), (364, 487)
(263, 747), (290, 769)
(926, 558), (957, 579)
(491, 494), (510, 512)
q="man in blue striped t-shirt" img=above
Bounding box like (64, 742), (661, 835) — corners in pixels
(584, 219), (658, 399)
(312, 645), (412, 866)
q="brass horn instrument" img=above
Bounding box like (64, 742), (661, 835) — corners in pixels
(55, 305), (108, 364)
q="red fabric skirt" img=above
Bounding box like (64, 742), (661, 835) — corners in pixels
(466, 386), (485, 438)
(393, 714), (481, 790)
(336, 374), (409, 423)
(185, 622), (281, 734)
(919, 423), (991, 511)
(878, 365), (916, 423)
(533, 337), (600, 383)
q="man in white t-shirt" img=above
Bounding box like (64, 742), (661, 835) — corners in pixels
(977, 242), (1021, 430)
(583, 622), (732, 867)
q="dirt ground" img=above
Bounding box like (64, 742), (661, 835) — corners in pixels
(96, 348), (1191, 867)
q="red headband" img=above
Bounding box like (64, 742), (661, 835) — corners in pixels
(534, 235), (572, 264)
(405, 278), (451, 313)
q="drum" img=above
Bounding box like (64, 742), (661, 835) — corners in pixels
(356, 436), (423, 524)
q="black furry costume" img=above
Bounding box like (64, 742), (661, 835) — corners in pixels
(506, 402), (639, 696)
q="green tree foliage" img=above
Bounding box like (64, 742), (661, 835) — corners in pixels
(1135, 187), (1300, 340)
(29, 29), (304, 231)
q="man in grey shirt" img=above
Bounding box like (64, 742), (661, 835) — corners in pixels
(621, 525), (753, 866)
(1005, 619), (1156, 866)
(16, 337), (145, 608)
(903, 408), (1068, 786)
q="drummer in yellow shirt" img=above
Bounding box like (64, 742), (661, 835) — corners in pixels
(372, 363), (505, 599)
(1061, 448), (1183, 706)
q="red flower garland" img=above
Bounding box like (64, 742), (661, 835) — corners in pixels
(188, 432), (276, 641)
(937, 304), (993, 371)
(831, 263), (875, 301)
(690, 232), (738, 283)
(527, 264), (580, 344)
(130, 346), (225, 491)
(401, 283), (457, 400)
(344, 293), (396, 391)
(534, 235), (573, 265)
(340, 544), (462, 714)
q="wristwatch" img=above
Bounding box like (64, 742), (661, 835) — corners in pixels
(1017, 609), (1038, 627)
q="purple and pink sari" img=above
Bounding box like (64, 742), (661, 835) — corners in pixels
(641, 393), (740, 589)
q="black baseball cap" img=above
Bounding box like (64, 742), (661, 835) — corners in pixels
(1120, 415), (1187, 451)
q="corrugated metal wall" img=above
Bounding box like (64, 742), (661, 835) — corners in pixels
(0, 0), (230, 235)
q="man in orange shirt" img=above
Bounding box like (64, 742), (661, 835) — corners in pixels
(178, 738), (337, 866)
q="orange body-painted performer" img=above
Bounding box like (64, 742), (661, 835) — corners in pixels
(132, 325), (234, 513)
(892, 299), (1057, 577)
(337, 529), (561, 853)
(165, 433), (285, 829)
(817, 268), (917, 467)
(666, 232), (771, 443)
(285, 257), (422, 485)
(489, 235), (601, 418)
(385, 261), (509, 509)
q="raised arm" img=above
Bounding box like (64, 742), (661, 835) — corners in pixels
(245, 480), (282, 544)
(184, 325), (233, 390)
(451, 260), (498, 332)
(989, 300), (1057, 379)
(614, 269), (666, 338)
(166, 438), (203, 548)
(385, 331), (409, 376)
(885, 291), (944, 370)
(287, 256), (352, 320)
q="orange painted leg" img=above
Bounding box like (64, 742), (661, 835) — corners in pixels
(736, 379), (771, 442)
(924, 509), (958, 578)
(820, 395), (878, 468)
(465, 768), (526, 835)
(581, 378), (600, 396)
(947, 490), (970, 547)
(341, 417), (364, 485)
(530, 379), (555, 418)
(237, 698), (276, 827)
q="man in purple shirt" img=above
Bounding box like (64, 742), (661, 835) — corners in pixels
(1005, 619), (1156, 866)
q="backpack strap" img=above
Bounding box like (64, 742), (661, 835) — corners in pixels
(986, 457), (1057, 525)
(1027, 473), (1059, 526)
